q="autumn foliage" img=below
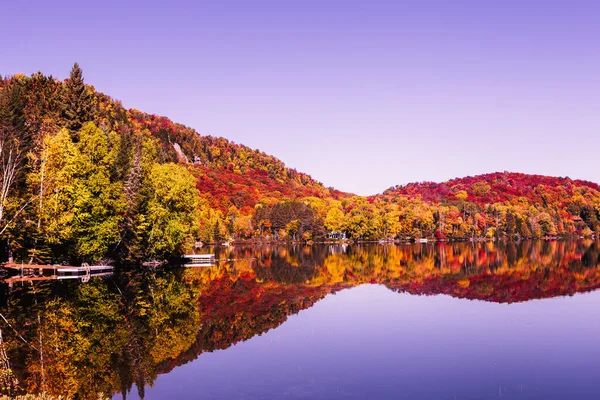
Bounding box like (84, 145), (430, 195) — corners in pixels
(1, 66), (599, 264)
(384, 172), (600, 205)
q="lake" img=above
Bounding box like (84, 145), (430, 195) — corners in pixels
(0, 240), (599, 399)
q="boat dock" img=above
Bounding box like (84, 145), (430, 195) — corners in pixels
(2, 263), (114, 274)
(1, 263), (114, 286)
(2, 271), (114, 286)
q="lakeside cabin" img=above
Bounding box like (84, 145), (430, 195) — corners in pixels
(327, 231), (347, 240)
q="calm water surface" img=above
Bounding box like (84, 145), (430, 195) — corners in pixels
(0, 240), (599, 399)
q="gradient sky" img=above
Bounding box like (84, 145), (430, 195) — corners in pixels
(2, 0), (599, 195)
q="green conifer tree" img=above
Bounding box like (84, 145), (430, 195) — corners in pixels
(61, 63), (97, 137)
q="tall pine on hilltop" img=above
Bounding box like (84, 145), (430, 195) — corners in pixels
(61, 63), (96, 136)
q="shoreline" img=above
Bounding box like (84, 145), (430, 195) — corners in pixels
(212, 234), (596, 247)
(3, 236), (596, 269)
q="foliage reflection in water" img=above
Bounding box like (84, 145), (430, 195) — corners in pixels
(0, 240), (598, 399)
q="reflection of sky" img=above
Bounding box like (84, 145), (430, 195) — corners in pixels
(124, 285), (600, 400)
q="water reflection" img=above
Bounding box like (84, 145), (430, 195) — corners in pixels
(0, 240), (598, 398)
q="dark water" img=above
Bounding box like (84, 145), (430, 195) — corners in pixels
(0, 240), (599, 399)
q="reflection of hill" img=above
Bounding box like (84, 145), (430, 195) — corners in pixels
(155, 240), (600, 379)
(385, 266), (600, 303)
(157, 272), (350, 375)
(330, 241), (600, 303)
(0, 241), (598, 399)
(318, 240), (600, 303)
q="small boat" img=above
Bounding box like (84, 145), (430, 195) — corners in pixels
(142, 260), (166, 267)
(417, 238), (428, 243)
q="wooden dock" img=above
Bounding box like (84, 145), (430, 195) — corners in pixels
(2, 263), (114, 274)
(1, 263), (114, 287)
(2, 271), (114, 286)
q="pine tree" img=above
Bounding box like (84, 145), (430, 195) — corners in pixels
(213, 220), (222, 242)
(61, 63), (97, 137)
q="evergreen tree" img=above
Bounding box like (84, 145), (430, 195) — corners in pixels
(61, 63), (97, 137)
(3, 81), (26, 136)
(505, 210), (516, 237)
(213, 220), (222, 242)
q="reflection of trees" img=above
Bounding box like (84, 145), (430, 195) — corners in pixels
(0, 269), (205, 399)
(319, 240), (600, 303)
(253, 245), (327, 284)
(581, 241), (599, 268)
(0, 240), (598, 398)
(156, 271), (347, 375)
(0, 279), (128, 398)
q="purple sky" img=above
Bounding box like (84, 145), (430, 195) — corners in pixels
(2, 0), (600, 195)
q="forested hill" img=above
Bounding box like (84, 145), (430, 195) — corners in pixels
(2, 68), (344, 206)
(0, 65), (347, 263)
(0, 65), (599, 265)
(382, 172), (600, 205)
(376, 171), (600, 239)
(126, 109), (348, 210)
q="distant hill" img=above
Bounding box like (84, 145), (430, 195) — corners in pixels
(382, 171), (600, 205)
(376, 171), (600, 239)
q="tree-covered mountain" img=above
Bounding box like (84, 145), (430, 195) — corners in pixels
(377, 171), (600, 239)
(0, 65), (347, 263)
(383, 171), (600, 207)
(1, 65), (599, 264)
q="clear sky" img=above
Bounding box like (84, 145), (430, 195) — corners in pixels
(2, 0), (599, 195)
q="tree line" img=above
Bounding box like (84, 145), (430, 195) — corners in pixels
(1, 65), (599, 264)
